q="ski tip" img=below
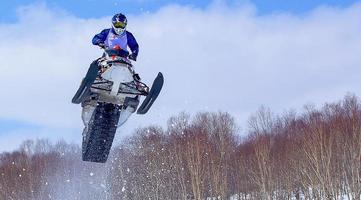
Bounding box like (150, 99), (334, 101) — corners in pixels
(157, 72), (164, 80)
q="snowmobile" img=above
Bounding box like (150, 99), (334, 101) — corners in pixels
(72, 48), (164, 163)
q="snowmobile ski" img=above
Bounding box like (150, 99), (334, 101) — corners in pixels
(72, 60), (99, 104)
(137, 72), (164, 114)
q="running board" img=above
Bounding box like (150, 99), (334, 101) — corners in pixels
(137, 72), (164, 114)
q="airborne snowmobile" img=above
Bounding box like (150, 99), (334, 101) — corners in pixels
(72, 48), (164, 163)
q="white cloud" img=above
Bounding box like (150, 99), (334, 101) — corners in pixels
(130, 2), (361, 124)
(0, 2), (360, 150)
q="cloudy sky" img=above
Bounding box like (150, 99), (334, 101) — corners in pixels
(0, 0), (360, 151)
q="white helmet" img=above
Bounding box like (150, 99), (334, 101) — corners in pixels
(112, 13), (127, 35)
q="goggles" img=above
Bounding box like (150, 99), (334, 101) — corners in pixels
(113, 21), (126, 29)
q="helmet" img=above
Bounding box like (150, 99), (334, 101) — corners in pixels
(112, 13), (127, 35)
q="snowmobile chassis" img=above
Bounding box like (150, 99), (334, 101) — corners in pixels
(72, 59), (163, 163)
(72, 60), (163, 114)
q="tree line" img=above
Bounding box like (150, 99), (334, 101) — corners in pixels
(0, 95), (360, 200)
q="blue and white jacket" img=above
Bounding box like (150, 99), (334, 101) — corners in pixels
(92, 29), (139, 59)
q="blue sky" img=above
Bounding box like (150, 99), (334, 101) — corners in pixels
(0, 119), (39, 133)
(0, 0), (360, 151)
(0, 0), (359, 22)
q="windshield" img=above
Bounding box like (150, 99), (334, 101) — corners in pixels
(104, 49), (129, 58)
(103, 49), (132, 66)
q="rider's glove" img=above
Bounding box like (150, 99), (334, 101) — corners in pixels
(128, 54), (137, 61)
(98, 43), (105, 49)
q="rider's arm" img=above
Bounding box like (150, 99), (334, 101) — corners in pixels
(92, 29), (110, 45)
(126, 31), (139, 59)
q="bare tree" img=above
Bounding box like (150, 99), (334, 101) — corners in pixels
(1, 95), (361, 200)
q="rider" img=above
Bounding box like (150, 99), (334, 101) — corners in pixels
(81, 13), (140, 130)
(92, 13), (139, 61)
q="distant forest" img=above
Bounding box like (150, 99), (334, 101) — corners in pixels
(0, 95), (360, 200)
